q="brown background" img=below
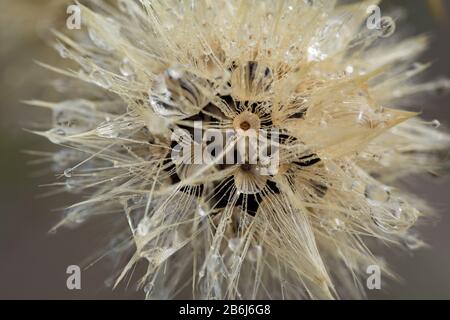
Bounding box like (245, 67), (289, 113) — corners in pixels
(0, 0), (449, 299)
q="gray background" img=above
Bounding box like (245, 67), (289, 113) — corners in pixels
(0, 0), (449, 299)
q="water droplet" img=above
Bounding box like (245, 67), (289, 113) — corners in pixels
(228, 238), (242, 252)
(74, 216), (86, 224)
(333, 218), (345, 231)
(387, 198), (407, 219)
(118, 0), (131, 13)
(149, 66), (204, 118)
(378, 17), (396, 38)
(47, 128), (67, 144)
(365, 184), (390, 202)
(307, 44), (327, 62)
(137, 217), (151, 236)
(119, 58), (134, 77)
(52, 100), (97, 135)
(403, 234), (424, 250)
(207, 254), (221, 273)
(65, 209), (87, 227)
(96, 123), (119, 138)
(434, 78), (450, 95)
(143, 282), (154, 293)
(198, 204), (208, 217)
(64, 169), (73, 178)
(431, 119), (440, 128)
(55, 43), (69, 59)
(88, 27), (112, 51)
(247, 245), (262, 262)
(91, 71), (111, 89)
(345, 65), (354, 74)
(104, 278), (113, 288)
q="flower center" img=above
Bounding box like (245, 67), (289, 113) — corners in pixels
(233, 111), (261, 133)
(240, 121), (251, 131)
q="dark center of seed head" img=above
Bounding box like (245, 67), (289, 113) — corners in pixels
(241, 163), (252, 171)
(240, 121), (251, 131)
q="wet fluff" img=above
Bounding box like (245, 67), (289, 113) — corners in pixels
(29, 0), (450, 299)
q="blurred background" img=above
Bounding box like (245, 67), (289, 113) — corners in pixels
(0, 0), (449, 299)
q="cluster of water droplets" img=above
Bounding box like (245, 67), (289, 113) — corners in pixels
(364, 184), (417, 233)
(149, 66), (208, 119)
(46, 100), (100, 143)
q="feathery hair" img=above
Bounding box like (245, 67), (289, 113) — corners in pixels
(30, 0), (450, 299)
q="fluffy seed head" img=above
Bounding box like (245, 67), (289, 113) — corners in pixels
(30, 0), (450, 299)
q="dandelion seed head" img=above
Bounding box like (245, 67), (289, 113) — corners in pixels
(31, 0), (450, 299)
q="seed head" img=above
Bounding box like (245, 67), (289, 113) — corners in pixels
(30, 0), (450, 299)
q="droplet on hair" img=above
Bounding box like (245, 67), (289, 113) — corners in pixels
(137, 217), (151, 236)
(431, 119), (440, 128)
(228, 237), (242, 252)
(91, 71), (111, 89)
(118, 0), (132, 13)
(143, 282), (154, 294)
(63, 169), (73, 178)
(55, 43), (69, 59)
(207, 254), (221, 273)
(88, 27), (113, 51)
(149, 66), (206, 118)
(247, 245), (262, 262)
(120, 58), (134, 77)
(378, 17), (396, 38)
(96, 123), (119, 138)
(403, 235), (424, 250)
(433, 78), (450, 95)
(47, 128), (67, 144)
(198, 204), (208, 217)
(345, 65), (354, 74)
(365, 184), (390, 202)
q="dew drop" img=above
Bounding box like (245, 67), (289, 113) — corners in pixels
(104, 278), (113, 288)
(403, 235), (424, 250)
(55, 43), (69, 59)
(207, 254), (221, 273)
(143, 282), (154, 294)
(247, 245), (262, 262)
(137, 217), (151, 236)
(96, 76), (111, 90)
(47, 128), (67, 144)
(198, 204), (208, 217)
(63, 169), (73, 178)
(149, 66), (203, 118)
(364, 184), (390, 202)
(333, 218), (345, 231)
(345, 65), (354, 74)
(88, 27), (112, 51)
(434, 78), (450, 95)
(307, 45), (327, 62)
(431, 119), (440, 128)
(119, 58), (134, 77)
(228, 237), (242, 252)
(96, 123), (119, 138)
(378, 16), (396, 38)
(118, 0), (131, 13)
